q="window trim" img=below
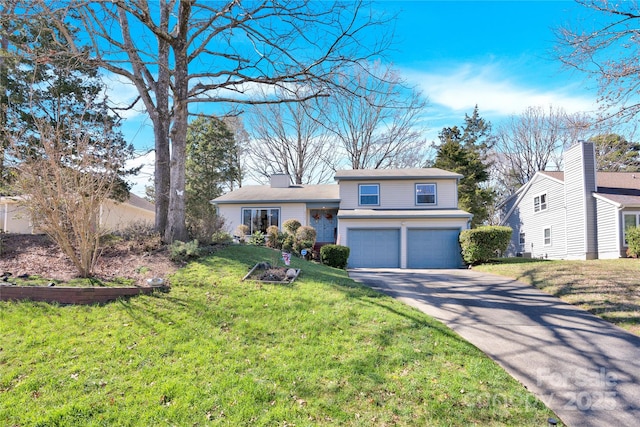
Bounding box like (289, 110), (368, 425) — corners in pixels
(241, 207), (280, 235)
(415, 183), (437, 206)
(543, 227), (552, 246)
(623, 212), (640, 246)
(534, 193), (548, 213)
(519, 231), (526, 249)
(358, 184), (380, 206)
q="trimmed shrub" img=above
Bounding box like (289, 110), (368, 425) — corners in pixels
(459, 226), (512, 265)
(169, 240), (202, 262)
(320, 244), (350, 269)
(295, 225), (317, 244)
(282, 234), (295, 253)
(283, 219), (301, 235)
(626, 226), (640, 257)
(265, 225), (280, 248)
(234, 224), (250, 243)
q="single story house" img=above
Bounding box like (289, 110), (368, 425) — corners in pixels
(500, 140), (640, 259)
(212, 168), (473, 268)
(0, 193), (155, 234)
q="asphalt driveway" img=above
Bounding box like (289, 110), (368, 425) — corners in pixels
(349, 268), (640, 427)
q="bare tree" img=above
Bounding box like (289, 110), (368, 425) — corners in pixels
(321, 61), (429, 170)
(247, 87), (335, 185)
(556, 0), (640, 124)
(9, 118), (128, 278)
(493, 106), (592, 191)
(23, 0), (390, 242)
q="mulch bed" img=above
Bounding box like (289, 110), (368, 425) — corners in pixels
(0, 234), (178, 286)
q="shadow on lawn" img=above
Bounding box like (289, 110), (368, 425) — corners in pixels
(516, 266), (640, 331)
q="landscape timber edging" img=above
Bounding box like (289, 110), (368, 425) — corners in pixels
(0, 284), (169, 305)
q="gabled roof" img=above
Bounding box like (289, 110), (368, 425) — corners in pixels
(211, 184), (340, 204)
(538, 171), (640, 191)
(334, 168), (462, 181)
(126, 193), (155, 212)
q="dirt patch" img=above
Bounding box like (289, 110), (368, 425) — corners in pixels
(243, 263), (300, 283)
(0, 234), (179, 286)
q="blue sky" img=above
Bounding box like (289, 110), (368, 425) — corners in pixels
(386, 0), (598, 132)
(120, 0), (602, 194)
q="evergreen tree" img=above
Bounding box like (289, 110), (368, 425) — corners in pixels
(185, 117), (240, 241)
(432, 106), (495, 227)
(0, 12), (136, 197)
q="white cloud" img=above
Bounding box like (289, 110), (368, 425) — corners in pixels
(405, 62), (597, 118)
(101, 73), (147, 119)
(126, 151), (155, 197)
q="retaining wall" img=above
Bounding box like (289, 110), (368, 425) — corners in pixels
(0, 284), (168, 305)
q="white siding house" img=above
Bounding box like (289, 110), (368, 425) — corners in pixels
(501, 140), (640, 260)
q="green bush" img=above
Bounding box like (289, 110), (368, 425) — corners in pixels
(283, 219), (301, 235)
(295, 225), (317, 244)
(282, 234), (295, 253)
(248, 231), (265, 246)
(265, 225), (280, 248)
(211, 231), (232, 245)
(320, 244), (350, 269)
(169, 240), (202, 262)
(459, 226), (512, 265)
(294, 239), (315, 260)
(626, 226), (640, 257)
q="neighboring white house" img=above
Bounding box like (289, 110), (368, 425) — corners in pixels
(500, 140), (640, 260)
(211, 169), (473, 269)
(0, 193), (155, 234)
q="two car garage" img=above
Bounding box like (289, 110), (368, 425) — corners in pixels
(347, 227), (463, 269)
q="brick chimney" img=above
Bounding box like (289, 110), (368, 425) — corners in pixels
(564, 141), (598, 259)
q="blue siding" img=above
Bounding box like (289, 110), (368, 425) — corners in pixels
(502, 175), (567, 259)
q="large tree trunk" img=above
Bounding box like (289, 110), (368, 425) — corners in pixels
(154, 16), (171, 237)
(164, 3), (189, 243)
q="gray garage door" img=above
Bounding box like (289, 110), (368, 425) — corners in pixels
(407, 228), (462, 269)
(347, 228), (400, 268)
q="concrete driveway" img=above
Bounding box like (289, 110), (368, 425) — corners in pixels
(349, 268), (640, 427)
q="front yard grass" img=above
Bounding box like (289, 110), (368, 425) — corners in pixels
(473, 258), (640, 335)
(0, 245), (558, 426)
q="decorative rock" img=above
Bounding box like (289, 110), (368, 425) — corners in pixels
(286, 269), (297, 279)
(147, 278), (164, 286)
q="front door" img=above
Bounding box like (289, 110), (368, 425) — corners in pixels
(309, 209), (337, 243)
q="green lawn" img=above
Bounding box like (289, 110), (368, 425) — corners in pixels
(473, 257), (640, 335)
(1, 245), (558, 426)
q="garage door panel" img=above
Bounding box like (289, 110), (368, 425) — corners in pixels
(348, 229), (400, 268)
(407, 228), (462, 269)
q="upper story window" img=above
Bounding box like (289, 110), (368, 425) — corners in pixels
(416, 183), (437, 205)
(359, 184), (379, 206)
(534, 193), (547, 213)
